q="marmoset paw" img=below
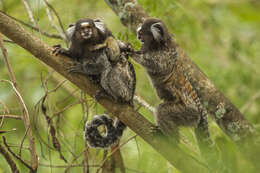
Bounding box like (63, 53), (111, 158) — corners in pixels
(52, 45), (65, 56)
(66, 63), (83, 74)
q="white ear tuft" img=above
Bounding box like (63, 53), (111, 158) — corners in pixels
(136, 26), (142, 33)
(151, 22), (163, 42)
(66, 24), (75, 41)
(94, 20), (106, 34)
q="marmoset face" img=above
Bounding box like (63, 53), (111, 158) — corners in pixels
(137, 19), (161, 46)
(78, 22), (95, 40)
(72, 19), (99, 42)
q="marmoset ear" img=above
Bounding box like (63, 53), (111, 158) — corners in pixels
(136, 25), (142, 33)
(94, 19), (106, 35)
(66, 23), (75, 41)
(150, 22), (164, 42)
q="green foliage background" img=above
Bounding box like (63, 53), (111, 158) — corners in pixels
(0, 0), (260, 172)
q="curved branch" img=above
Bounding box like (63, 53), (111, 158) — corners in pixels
(0, 11), (209, 173)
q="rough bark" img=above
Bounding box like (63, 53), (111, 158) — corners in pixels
(0, 12), (209, 173)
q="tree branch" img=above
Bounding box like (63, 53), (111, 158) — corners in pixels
(0, 11), (208, 173)
(0, 143), (20, 173)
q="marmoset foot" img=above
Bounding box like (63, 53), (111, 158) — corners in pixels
(67, 62), (84, 74)
(52, 45), (67, 56)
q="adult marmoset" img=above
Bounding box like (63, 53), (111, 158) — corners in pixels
(132, 18), (211, 146)
(53, 18), (136, 148)
(53, 18), (115, 83)
(59, 18), (136, 105)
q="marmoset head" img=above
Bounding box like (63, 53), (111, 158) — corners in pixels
(66, 18), (112, 44)
(137, 18), (172, 51)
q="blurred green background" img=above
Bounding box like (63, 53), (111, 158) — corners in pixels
(0, 0), (260, 172)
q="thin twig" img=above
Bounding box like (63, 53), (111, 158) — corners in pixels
(0, 115), (22, 120)
(0, 143), (20, 173)
(41, 96), (67, 163)
(0, 11), (62, 39)
(0, 35), (38, 172)
(20, 0), (36, 26)
(2, 136), (33, 171)
(43, 0), (66, 40)
(3, 39), (14, 43)
(0, 100), (10, 113)
(42, 0), (67, 41)
(19, 127), (29, 156)
(64, 150), (85, 173)
(82, 146), (89, 173)
(39, 163), (100, 168)
(0, 128), (16, 134)
(96, 135), (137, 173)
(134, 95), (156, 113)
(52, 100), (84, 119)
(112, 142), (126, 173)
(0, 100), (10, 128)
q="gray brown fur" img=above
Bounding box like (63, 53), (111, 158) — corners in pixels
(100, 54), (136, 104)
(132, 18), (211, 143)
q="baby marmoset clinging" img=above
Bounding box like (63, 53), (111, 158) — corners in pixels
(53, 18), (136, 148)
(132, 18), (210, 143)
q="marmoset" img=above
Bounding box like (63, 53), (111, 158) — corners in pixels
(131, 18), (211, 145)
(53, 18), (136, 148)
(60, 19), (136, 104)
(53, 18), (114, 83)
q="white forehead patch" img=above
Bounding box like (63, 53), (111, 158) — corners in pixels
(81, 22), (90, 27)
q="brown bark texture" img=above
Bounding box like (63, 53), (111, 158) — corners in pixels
(0, 11), (209, 173)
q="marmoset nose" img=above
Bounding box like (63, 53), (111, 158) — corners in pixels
(84, 28), (89, 33)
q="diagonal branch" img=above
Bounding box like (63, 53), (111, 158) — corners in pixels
(0, 11), (208, 173)
(0, 143), (20, 173)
